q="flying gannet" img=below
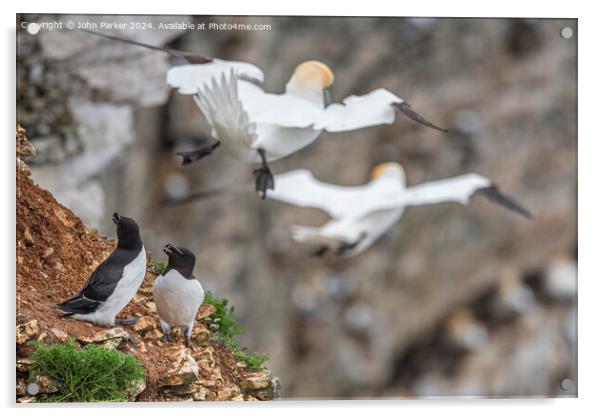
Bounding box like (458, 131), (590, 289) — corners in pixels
(265, 162), (531, 257)
(172, 66), (447, 198)
(82, 31), (448, 198)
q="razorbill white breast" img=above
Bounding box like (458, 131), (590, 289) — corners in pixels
(153, 244), (205, 347)
(57, 212), (147, 326)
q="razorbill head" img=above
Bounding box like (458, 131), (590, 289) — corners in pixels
(153, 244), (205, 347)
(57, 212), (147, 327)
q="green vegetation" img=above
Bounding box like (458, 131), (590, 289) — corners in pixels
(233, 349), (270, 370)
(151, 259), (168, 275)
(204, 291), (244, 343)
(204, 291), (270, 370)
(30, 341), (145, 402)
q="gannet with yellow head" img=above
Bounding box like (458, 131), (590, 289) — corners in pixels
(80, 31), (448, 199)
(167, 59), (447, 198)
(369, 162), (406, 182)
(265, 162), (531, 257)
(285, 61), (335, 104)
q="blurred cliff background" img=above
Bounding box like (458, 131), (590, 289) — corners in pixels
(17, 15), (577, 398)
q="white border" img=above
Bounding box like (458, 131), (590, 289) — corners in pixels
(3, 1), (599, 415)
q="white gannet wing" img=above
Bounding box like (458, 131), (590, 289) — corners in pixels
(318, 89), (402, 131)
(194, 71), (258, 152)
(240, 88), (397, 130)
(374, 174), (531, 218)
(167, 59), (265, 95)
(241, 87), (447, 132)
(403, 174), (493, 206)
(267, 169), (374, 219)
(323, 90), (447, 132)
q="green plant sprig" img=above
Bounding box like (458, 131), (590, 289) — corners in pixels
(203, 292), (269, 370)
(30, 340), (145, 402)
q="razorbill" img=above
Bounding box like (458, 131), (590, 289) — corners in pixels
(153, 244), (205, 347)
(57, 212), (147, 326)
(265, 162), (531, 256)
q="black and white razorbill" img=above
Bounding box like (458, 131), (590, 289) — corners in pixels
(57, 213), (147, 326)
(153, 244), (205, 347)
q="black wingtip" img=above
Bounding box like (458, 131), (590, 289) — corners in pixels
(175, 153), (194, 166)
(478, 185), (533, 220)
(393, 102), (448, 133)
(175, 141), (220, 166)
(181, 53), (214, 64)
(56, 303), (74, 316)
(81, 29), (213, 64)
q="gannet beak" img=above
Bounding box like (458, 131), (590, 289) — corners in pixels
(323, 88), (331, 107)
(112, 212), (120, 225)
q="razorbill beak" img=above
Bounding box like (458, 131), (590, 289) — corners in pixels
(153, 244), (205, 348)
(57, 212), (147, 327)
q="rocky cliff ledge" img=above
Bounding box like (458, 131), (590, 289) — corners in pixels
(16, 125), (280, 402)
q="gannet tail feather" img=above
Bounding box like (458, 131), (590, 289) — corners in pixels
(290, 226), (326, 244)
(193, 70), (259, 153)
(290, 226), (345, 247)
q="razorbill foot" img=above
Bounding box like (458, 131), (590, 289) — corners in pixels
(153, 244), (205, 347)
(57, 213), (147, 327)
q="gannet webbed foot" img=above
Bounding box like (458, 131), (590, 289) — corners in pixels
(175, 140), (221, 165)
(253, 149), (274, 199)
(337, 233), (368, 256)
(310, 246), (330, 258)
(254, 167), (275, 199)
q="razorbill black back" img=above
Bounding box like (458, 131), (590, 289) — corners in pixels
(153, 244), (205, 347)
(57, 212), (147, 326)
